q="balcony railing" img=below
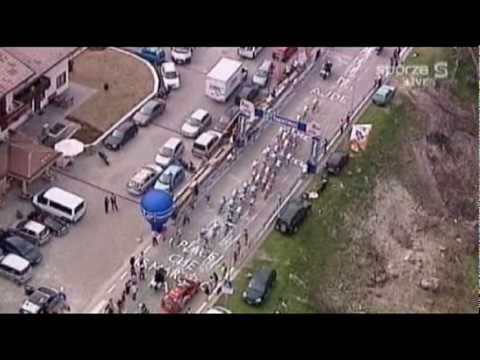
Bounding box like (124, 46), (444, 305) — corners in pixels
(0, 100), (31, 131)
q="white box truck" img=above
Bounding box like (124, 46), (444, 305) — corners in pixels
(206, 58), (246, 103)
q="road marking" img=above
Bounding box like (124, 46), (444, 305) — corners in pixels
(120, 271), (128, 280)
(90, 299), (107, 314)
(144, 245), (152, 254)
(107, 284), (116, 294)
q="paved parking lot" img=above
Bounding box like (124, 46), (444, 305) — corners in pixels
(0, 47), (274, 312)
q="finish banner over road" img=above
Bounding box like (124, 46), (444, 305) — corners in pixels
(257, 109), (308, 133)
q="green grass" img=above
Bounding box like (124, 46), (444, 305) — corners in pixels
(406, 47), (478, 106)
(221, 48), (477, 313)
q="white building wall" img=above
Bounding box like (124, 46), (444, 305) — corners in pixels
(5, 92), (13, 113)
(40, 59), (69, 108)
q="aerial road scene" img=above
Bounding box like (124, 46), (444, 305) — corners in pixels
(0, 46), (477, 314)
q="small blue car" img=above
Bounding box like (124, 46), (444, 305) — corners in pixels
(153, 165), (185, 194)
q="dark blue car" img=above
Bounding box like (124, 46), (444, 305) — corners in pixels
(137, 47), (166, 66)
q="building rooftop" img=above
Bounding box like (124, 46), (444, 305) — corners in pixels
(0, 49), (34, 97)
(0, 47), (79, 98)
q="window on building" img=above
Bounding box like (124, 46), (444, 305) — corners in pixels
(56, 72), (67, 89)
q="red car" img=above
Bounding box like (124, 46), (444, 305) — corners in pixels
(272, 47), (298, 62)
(160, 278), (200, 314)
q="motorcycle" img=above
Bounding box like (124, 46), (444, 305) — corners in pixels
(320, 61), (332, 80)
(98, 151), (110, 166)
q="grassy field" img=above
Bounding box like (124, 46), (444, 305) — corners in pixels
(69, 48), (155, 143)
(222, 47), (477, 313)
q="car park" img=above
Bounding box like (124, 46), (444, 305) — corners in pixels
(153, 165), (185, 194)
(161, 62), (181, 89)
(32, 187), (86, 224)
(133, 99), (166, 126)
(9, 219), (52, 247)
(253, 60), (273, 88)
(155, 137), (185, 168)
(0, 249), (32, 285)
(20, 286), (67, 314)
(170, 47), (193, 64)
(127, 164), (163, 196)
(0, 233), (42, 266)
(372, 85), (396, 106)
(326, 151), (349, 176)
(192, 130), (222, 159)
(181, 108), (212, 139)
(103, 120), (138, 151)
(242, 268), (277, 305)
(235, 84), (260, 106)
(275, 197), (312, 234)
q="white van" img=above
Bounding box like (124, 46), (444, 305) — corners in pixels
(238, 47), (263, 59)
(192, 130), (222, 159)
(32, 187), (86, 223)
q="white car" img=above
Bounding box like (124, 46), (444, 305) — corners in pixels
(205, 306), (232, 314)
(181, 108), (212, 139)
(127, 164), (163, 196)
(155, 137), (185, 168)
(0, 250), (32, 285)
(171, 47), (193, 64)
(161, 62), (181, 89)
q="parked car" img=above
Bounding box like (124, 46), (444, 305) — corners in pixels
(214, 105), (240, 133)
(181, 109), (212, 138)
(242, 268), (277, 305)
(133, 99), (166, 126)
(205, 306), (232, 314)
(253, 60), (273, 88)
(372, 85), (396, 106)
(237, 47), (264, 60)
(235, 84), (260, 106)
(192, 130), (222, 159)
(161, 62), (181, 89)
(127, 164), (163, 196)
(0, 233), (42, 266)
(103, 120), (138, 151)
(9, 219), (52, 246)
(32, 187), (86, 224)
(137, 47), (166, 66)
(272, 47), (298, 62)
(0, 249), (32, 285)
(27, 210), (69, 237)
(20, 286), (67, 314)
(326, 151), (349, 176)
(155, 137), (185, 168)
(275, 198), (312, 235)
(153, 165), (185, 193)
(170, 47), (193, 64)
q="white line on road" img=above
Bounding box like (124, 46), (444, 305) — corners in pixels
(107, 284), (116, 294)
(120, 271), (128, 280)
(144, 245), (152, 254)
(90, 299), (107, 314)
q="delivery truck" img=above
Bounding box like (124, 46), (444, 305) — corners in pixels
(205, 57), (247, 103)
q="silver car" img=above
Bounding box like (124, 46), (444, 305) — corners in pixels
(0, 251), (32, 285)
(155, 137), (185, 169)
(10, 220), (52, 246)
(133, 99), (166, 126)
(181, 109), (212, 138)
(127, 164), (163, 196)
